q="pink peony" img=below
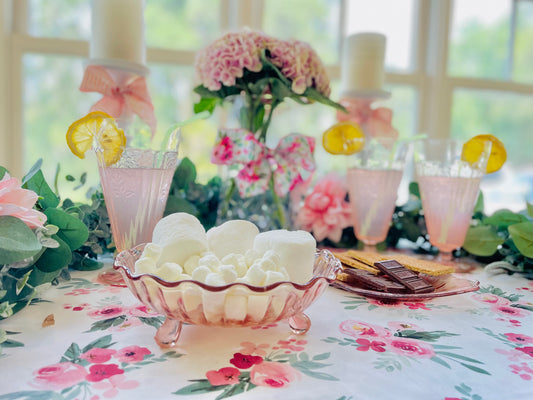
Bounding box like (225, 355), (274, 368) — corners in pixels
(86, 364), (124, 382)
(294, 174), (352, 242)
(206, 367), (241, 386)
(0, 173), (46, 228)
(385, 337), (435, 358)
(505, 333), (533, 344)
(249, 361), (300, 388)
(87, 305), (125, 320)
(32, 362), (87, 390)
(229, 352), (263, 369)
(339, 320), (392, 338)
(81, 348), (117, 364)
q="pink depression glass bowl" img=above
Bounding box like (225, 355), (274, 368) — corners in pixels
(114, 244), (341, 348)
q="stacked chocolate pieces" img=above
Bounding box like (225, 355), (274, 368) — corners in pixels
(333, 250), (455, 294)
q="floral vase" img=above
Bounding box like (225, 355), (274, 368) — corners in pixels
(212, 129), (316, 231)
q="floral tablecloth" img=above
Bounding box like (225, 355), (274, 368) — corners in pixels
(1, 258), (532, 400)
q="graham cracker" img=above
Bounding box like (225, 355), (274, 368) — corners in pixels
(332, 251), (379, 274)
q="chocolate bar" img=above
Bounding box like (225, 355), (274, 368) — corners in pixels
(339, 268), (409, 293)
(374, 260), (435, 294)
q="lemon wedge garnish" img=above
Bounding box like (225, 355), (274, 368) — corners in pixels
(322, 121), (365, 155)
(66, 111), (126, 166)
(461, 134), (507, 173)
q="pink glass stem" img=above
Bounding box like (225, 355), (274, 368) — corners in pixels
(155, 318), (183, 348)
(288, 313), (311, 335)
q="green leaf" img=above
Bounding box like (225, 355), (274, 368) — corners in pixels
(173, 379), (224, 395)
(61, 342), (82, 363)
(459, 362), (491, 375)
(312, 352), (331, 361)
(0, 216), (42, 264)
(21, 159), (43, 185)
(194, 97), (220, 114)
(34, 235), (72, 272)
(2, 338), (24, 348)
(165, 196), (198, 216)
(0, 390), (64, 400)
(86, 316), (127, 332)
(44, 208), (89, 251)
(0, 166), (8, 179)
(509, 221), (533, 257)
(408, 182), (420, 198)
(473, 191), (484, 214)
(462, 225), (504, 256)
(23, 169), (59, 209)
(436, 351), (484, 364)
(484, 209), (528, 228)
(297, 369), (339, 381)
(138, 316), (163, 329)
(173, 157), (197, 190)
(16, 270), (32, 295)
(430, 356), (451, 369)
(82, 334), (114, 353)
(527, 201), (533, 217)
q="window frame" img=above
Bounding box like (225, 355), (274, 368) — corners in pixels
(1, 0), (533, 179)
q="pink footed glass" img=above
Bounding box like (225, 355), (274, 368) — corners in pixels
(114, 245), (341, 348)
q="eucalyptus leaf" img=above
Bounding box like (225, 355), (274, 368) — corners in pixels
(15, 270), (32, 295)
(484, 209), (528, 228)
(0, 216), (42, 264)
(34, 235), (72, 273)
(508, 221), (533, 258)
(463, 225), (504, 256)
(23, 169), (59, 209)
(44, 208), (89, 251)
(21, 159), (43, 185)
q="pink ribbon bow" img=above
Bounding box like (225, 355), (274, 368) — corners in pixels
(336, 98), (398, 140)
(80, 65), (157, 135)
(211, 129), (316, 197)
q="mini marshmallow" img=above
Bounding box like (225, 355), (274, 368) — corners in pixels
(198, 253), (221, 272)
(205, 272), (226, 286)
(244, 249), (261, 267)
(183, 255), (200, 275)
(191, 266), (212, 283)
(243, 264), (266, 286)
(224, 295), (247, 321)
(207, 220), (259, 259)
(247, 295), (269, 321)
(253, 230), (316, 284)
(156, 262), (183, 282)
(134, 257), (157, 275)
(222, 253), (247, 277)
(256, 257), (277, 272)
(264, 270), (286, 286)
(219, 265), (238, 284)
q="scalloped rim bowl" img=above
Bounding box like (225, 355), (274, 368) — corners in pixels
(114, 244), (341, 347)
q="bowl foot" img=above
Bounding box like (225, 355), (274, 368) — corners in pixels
(288, 313), (311, 335)
(155, 317), (183, 348)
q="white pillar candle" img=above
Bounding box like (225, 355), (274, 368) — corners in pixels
(90, 0), (146, 66)
(341, 33), (386, 94)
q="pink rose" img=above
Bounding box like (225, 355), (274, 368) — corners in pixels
(505, 333), (533, 344)
(114, 345), (151, 363)
(230, 352), (263, 369)
(250, 361), (300, 388)
(472, 293), (510, 305)
(32, 362), (87, 390)
(206, 367), (241, 386)
(81, 348), (117, 364)
(386, 337), (435, 358)
(86, 364), (124, 382)
(126, 304), (159, 318)
(294, 174), (352, 242)
(517, 347), (533, 358)
(0, 173), (46, 228)
(356, 338), (387, 352)
(491, 304), (527, 318)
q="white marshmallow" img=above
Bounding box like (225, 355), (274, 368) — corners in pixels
(206, 220), (259, 259)
(264, 270), (286, 286)
(134, 257), (157, 275)
(247, 295), (269, 322)
(219, 265), (238, 284)
(244, 249), (261, 267)
(253, 230), (316, 284)
(198, 253), (221, 272)
(243, 264), (266, 286)
(156, 262), (183, 282)
(183, 255), (200, 275)
(224, 294), (247, 321)
(222, 253), (248, 277)
(191, 266), (211, 283)
(205, 272), (226, 286)
(142, 243), (162, 260)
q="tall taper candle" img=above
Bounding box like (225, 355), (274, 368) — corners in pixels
(90, 0), (146, 66)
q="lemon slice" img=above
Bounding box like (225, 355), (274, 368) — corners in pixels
(461, 134), (507, 173)
(322, 121), (365, 155)
(66, 111), (126, 166)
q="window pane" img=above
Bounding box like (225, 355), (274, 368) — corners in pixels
(514, 0), (533, 85)
(345, 0), (416, 72)
(451, 89), (533, 212)
(449, 0), (511, 79)
(262, 0), (341, 65)
(28, 0), (90, 39)
(145, 0), (221, 50)
(148, 63), (218, 182)
(23, 55), (100, 202)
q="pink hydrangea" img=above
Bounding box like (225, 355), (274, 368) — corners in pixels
(294, 174), (352, 242)
(0, 172), (46, 228)
(194, 30), (331, 97)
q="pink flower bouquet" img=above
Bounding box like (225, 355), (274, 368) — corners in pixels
(194, 29), (344, 142)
